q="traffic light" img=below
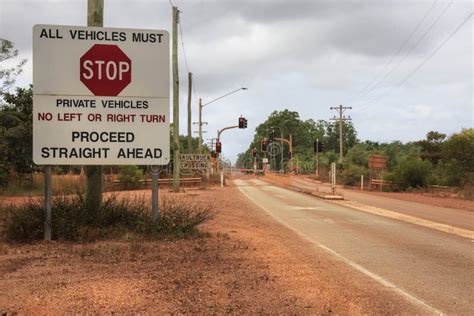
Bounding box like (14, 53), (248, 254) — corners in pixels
(216, 141), (222, 153)
(314, 140), (324, 153)
(261, 140), (268, 152)
(268, 130), (274, 142)
(239, 117), (248, 129)
(252, 148), (257, 158)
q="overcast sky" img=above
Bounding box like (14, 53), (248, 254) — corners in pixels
(1, 0), (472, 161)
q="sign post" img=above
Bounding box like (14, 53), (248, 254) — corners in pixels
(44, 165), (52, 241)
(331, 162), (336, 195)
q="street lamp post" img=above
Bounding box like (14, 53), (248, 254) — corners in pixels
(198, 87), (247, 150)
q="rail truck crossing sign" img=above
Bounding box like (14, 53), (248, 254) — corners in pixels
(33, 25), (170, 165)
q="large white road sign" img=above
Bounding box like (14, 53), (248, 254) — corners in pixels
(33, 25), (169, 165)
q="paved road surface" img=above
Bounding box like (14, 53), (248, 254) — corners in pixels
(235, 178), (474, 315)
(290, 177), (474, 231)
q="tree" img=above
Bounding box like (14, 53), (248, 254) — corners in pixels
(417, 131), (446, 165)
(236, 109), (358, 172)
(0, 86), (33, 185)
(323, 120), (358, 155)
(391, 158), (432, 190)
(1, 39), (27, 101)
(444, 129), (474, 173)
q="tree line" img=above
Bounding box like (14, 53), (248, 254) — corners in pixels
(237, 109), (473, 192)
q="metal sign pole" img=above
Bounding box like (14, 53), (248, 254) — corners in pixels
(151, 171), (158, 223)
(220, 158), (224, 188)
(150, 165), (162, 223)
(44, 165), (52, 241)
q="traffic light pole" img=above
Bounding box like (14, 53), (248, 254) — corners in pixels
(216, 124), (239, 187)
(217, 125), (239, 141)
(274, 134), (293, 172)
(198, 88), (247, 151)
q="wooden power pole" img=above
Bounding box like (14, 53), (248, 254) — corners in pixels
(198, 98), (203, 150)
(187, 72), (193, 153)
(172, 6), (180, 192)
(85, 0), (104, 212)
(330, 104), (352, 162)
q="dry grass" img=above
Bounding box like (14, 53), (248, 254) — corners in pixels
(1, 174), (85, 196)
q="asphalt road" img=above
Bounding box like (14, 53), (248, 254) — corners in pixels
(291, 177), (474, 231)
(235, 178), (474, 315)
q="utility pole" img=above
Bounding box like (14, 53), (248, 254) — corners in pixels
(187, 72), (193, 153)
(330, 104), (352, 162)
(172, 5), (180, 192)
(198, 98), (203, 150)
(197, 87), (246, 151)
(85, 0), (104, 212)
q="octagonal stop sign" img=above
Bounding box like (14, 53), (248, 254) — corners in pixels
(80, 44), (132, 96)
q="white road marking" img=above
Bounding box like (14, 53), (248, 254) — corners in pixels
(258, 178), (473, 240)
(288, 206), (323, 210)
(273, 194), (285, 198)
(235, 181), (444, 316)
(336, 200), (474, 240)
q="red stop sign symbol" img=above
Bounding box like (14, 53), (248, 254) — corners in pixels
(80, 44), (132, 96)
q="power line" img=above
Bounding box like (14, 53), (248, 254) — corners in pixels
(348, 0), (439, 103)
(178, 18), (191, 75)
(397, 11), (473, 87)
(354, 10), (472, 112)
(355, 0), (454, 105)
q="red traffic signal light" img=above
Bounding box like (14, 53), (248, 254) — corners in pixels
(268, 130), (274, 142)
(216, 141), (222, 153)
(314, 139), (324, 153)
(239, 117), (248, 129)
(261, 140), (268, 152)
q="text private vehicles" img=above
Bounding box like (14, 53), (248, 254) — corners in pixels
(33, 25), (170, 165)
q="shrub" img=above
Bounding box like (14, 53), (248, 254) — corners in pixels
(341, 164), (368, 186)
(3, 194), (214, 242)
(392, 158), (432, 191)
(118, 165), (143, 189)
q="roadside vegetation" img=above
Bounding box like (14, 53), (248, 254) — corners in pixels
(1, 193), (214, 242)
(237, 110), (473, 197)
